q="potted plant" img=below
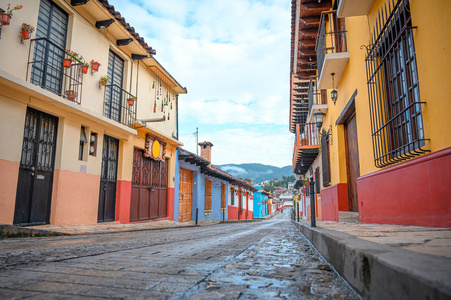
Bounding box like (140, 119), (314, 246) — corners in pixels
(3, 4), (22, 25)
(65, 90), (77, 102)
(63, 49), (80, 68)
(127, 96), (136, 106)
(91, 60), (100, 72)
(99, 75), (108, 87)
(20, 23), (34, 40)
(79, 58), (89, 74)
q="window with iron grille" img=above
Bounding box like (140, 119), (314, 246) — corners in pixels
(230, 187), (235, 205)
(364, 0), (428, 168)
(321, 133), (331, 187)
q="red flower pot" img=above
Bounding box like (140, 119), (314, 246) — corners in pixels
(91, 62), (100, 71)
(127, 99), (135, 106)
(80, 65), (88, 74)
(20, 31), (30, 40)
(2, 15), (11, 25)
(65, 90), (77, 102)
(63, 59), (71, 68)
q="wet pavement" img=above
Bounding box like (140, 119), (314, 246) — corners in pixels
(0, 212), (358, 299)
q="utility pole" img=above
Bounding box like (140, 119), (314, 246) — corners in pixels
(195, 127), (199, 155)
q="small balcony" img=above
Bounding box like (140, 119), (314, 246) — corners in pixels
(26, 38), (83, 105)
(292, 122), (320, 174)
(308, 77), (328, 121)
(316, 10), (349, 90)
(103, 84), (137, 129)
(337, 0), (374, 18)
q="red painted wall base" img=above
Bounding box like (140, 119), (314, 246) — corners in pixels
(228, 206), (252, 220)
(357, 147), (451, 227)
(116, 180), (131, 224)
(168, 187), (175, 221)
(320, 183), (349, 221)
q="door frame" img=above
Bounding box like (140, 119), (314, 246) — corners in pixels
(98, 135), (119, 222)
(344, 112), (360, 211)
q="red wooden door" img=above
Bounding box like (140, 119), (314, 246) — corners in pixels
(345, 114), (360, 211)
(130, 148), (168, 222)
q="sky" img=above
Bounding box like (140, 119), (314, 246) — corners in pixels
(107, 0), (293, 167)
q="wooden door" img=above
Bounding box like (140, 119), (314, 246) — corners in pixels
(178, 168), (193, 222)
(205, 179), (212, 211)
(98, 135), (119, 222)
(130, 148), (168, 221)
(345, 114), (360, 211)
(14, 108), (58, 225)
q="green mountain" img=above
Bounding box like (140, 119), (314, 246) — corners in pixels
(217, 163), (293, 184)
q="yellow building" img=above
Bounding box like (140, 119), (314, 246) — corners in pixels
(291, 0), (451, 227)
(0, 0), (186, 226)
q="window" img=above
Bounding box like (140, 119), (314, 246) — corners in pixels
(104, 51), (124, 122)
(321, 133), (331, 187)
(221, 183), (226, 209)
(365, 0), (428, 168)
(230, 187), (235, 205)
(31, 0), (68, 95)
(205, 179), (212, 211)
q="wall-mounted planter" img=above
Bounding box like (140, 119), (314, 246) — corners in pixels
(2, 15), (11, 25)
(65, 90), (77, 102)
(80, 65), (88, 74)
(63, 58), (71, 68)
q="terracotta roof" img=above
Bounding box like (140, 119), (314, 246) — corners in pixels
(178, 148), (257, 192)
(98, 0), (156, 55)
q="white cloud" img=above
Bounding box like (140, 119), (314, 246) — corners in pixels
(108, 0), (292, 167)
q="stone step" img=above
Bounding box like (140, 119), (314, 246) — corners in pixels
(339, 211), (359, 223)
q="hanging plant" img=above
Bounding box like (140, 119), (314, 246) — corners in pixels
(3, 4), (23, 25)
(65, 90), (77, 102)
(20, 23), (34, 40)
(99, 75), (108, 87)
(79, 57), (89, 74)
(90, 60), (100, 72)
(63, 49), (80, 68)
(127, 96), (137, 106)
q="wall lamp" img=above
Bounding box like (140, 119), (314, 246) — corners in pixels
(331, 73), (338, 105)
(313, 110), (333, 144)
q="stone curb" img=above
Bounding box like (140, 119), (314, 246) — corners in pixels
(0, 224), (201, 238)
(0, 224), (69, 239)
(291, 220), (451, 299)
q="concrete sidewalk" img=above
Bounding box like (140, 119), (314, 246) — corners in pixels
(292, 219), (451, 299)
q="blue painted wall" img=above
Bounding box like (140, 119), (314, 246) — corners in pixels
(253, 191), (268, 218)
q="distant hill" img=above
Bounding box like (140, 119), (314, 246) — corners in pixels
(217, 163), (293, 184)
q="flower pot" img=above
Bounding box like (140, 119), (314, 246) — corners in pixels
(91, 62), (100, 72)
(80, 65), (88, 74)
(127, 99), (135, 106)
(2, 15), (11, 25)
(63, 58), (71, 68)
(65, 90), (77, 102)
(21, 31), (31, 40)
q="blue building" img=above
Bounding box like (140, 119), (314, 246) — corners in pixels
(174, 143), (256, 222)
(253, 186), (270, 218)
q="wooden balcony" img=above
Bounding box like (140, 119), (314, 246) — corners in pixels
(292, 122), (319, 174)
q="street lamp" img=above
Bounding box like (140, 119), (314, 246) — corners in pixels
(313, 110), (333, 144)
(331, 73), (338, 105)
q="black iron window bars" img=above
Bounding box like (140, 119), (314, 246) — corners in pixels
(364, 0), (428, 168)
(26, 37), (83, 105)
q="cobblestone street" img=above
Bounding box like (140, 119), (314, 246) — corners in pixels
(0, 213), (358, 299)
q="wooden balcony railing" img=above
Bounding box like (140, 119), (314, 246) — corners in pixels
(298, 122), (319, 147)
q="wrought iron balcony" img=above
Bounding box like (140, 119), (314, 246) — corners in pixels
(316, 10), (349, 89)
(308, 78), (327, 115)
(26, 38), (83, 105)
(103, 84), (137, 129)
(292, 122), (320, 174)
